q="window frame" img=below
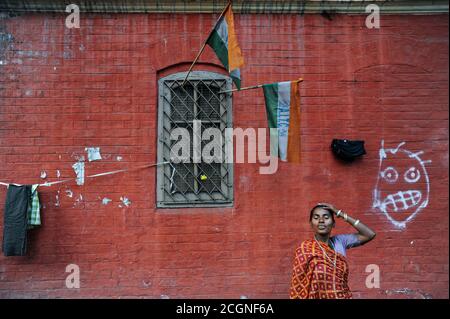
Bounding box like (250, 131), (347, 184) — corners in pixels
(156, 71), (234, 208)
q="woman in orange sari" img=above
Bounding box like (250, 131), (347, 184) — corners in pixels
(290, 203), (376, 299)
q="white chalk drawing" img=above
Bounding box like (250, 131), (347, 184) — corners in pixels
(373, 140), (431, 229)
(85, 147), (102, 162)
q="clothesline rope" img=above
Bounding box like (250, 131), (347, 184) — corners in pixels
(0, 161), (171, 188)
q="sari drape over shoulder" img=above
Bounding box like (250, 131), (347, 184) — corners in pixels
(289, 239), (352, 299)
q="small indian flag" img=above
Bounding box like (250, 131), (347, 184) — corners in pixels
(263, 81), (301, 162)
(206, 3), (244, 89)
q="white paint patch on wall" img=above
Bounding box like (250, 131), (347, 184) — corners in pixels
(85, 147), (102, 162)
(116, 156), (123, 161)
(72, 161), (85, 185)
(119, 197), (131, 207)
(102, 198), (112, 205)
(40, 171), (47, 179)
(55, 190), (60, 207)
(73, 194), (83, 207)
(65, 190), (73, 198)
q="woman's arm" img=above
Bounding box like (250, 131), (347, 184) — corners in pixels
(319, 203), (376, 245)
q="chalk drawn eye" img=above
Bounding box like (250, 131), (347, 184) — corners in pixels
(381, 167), (398, 183)
(404, 167), (421, 183)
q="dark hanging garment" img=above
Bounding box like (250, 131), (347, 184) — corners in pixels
(2, 185), (31, 256)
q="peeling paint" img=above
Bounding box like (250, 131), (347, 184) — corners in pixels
(384, 288), (432, 299)
(72, 161), (85, 185)
(85, 147), (102, 162)
(0, 28), (14, 63)
(73, 194), (84, 207)
(102, 198), (112, 205)
(55, 191), (60, 207)
(16, 50), (48, 58)
(63, 51), (72, 59)
(119, 197), (131, 207)
(71, 153), (85, 162)
(0, 33), (13, 43)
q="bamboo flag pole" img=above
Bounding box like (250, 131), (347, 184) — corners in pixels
(181, 1), (231, 86)
(219, 78), (303, 94)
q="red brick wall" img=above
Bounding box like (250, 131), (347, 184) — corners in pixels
(0, 12), (448, 298)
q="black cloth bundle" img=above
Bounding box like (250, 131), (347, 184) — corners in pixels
(331, 139), (366, 161)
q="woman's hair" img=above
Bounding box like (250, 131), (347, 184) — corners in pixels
(309, 204), (335, 223)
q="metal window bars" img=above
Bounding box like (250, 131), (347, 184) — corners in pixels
(157, 72), (233, 207)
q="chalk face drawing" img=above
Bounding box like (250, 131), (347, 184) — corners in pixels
(373, 141), (431, 229)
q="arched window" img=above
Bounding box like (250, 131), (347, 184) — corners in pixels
(157, 71), (233, 207)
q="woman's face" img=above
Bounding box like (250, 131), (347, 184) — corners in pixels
(310, 208), (334, 235)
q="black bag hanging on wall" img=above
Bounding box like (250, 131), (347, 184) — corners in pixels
(331, 139), (366, 161)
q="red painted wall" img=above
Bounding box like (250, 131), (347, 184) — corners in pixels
(0, 12), (448, 298)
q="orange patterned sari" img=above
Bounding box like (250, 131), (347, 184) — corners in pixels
(289, 239), (352, 299)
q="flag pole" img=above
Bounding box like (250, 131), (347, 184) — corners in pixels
(181, 1), (231, 86)
(219, 78), (303, 94)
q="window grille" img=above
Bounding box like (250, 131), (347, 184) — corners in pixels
(157, 71), (233, 207)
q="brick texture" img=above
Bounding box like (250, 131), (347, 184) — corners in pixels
(0, 12), (448, 298)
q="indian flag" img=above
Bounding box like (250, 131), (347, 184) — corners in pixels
(263, 81), (301, 162)
(206, 4), (244, 89)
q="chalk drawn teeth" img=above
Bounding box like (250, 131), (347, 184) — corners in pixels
(372, 140), (431, 229)
(381, 190), (422, 212)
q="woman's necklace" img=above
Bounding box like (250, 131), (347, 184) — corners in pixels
(314, 236), (337, 268)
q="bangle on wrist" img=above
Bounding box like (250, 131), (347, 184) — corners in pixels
(336, 210), (342, 217)
(354, 219), (360, 227)
(344, 213), (348, 221)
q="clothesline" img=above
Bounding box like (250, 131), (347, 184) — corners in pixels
(0, 161), (171, 188)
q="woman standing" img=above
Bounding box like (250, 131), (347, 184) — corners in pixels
(290, 203), (376, 299)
